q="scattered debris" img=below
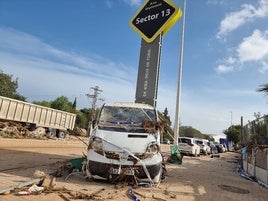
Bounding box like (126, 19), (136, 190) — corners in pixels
(0, 169), (59, 196)
(211, 154), (220, 158)
(236, 164), (268, 189)
(218, 184), (250, 194)
(152, 194), (168, 201)
(50, 157), (88, 181)
(127, 188), (140, 201)
(167, 145), (183, 164)
(0, 178), (42, 195)
(0, 121), (53, 139)
(18, 184), (44, 195)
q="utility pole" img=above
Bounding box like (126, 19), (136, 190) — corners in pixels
(86, 86), (104, 121)
(174, 0), (187, 146)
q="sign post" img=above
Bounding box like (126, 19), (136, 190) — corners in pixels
(130, 0), (182, 107)
(135, 35), (162, 107)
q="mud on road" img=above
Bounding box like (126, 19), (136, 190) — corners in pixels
(0, 137), (267, 201)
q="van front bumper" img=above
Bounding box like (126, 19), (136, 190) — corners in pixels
(88, 160), (162, 180)
(87, 149), (162, 180)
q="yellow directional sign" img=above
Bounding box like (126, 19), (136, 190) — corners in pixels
(130, 0), (182, 43)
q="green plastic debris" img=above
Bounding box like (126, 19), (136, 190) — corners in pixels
(167, 145), (183, 164)
(67, 157), (85, 171)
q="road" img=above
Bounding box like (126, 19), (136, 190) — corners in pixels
(0, 137), (267, 201)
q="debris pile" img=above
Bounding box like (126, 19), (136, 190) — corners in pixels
(0, 120), (86, 139)
(0, 120), (52, 139)
(0, 121), (33, 138)
(0, 170), (56, 196)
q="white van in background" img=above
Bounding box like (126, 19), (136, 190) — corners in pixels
(87, 102), (163, 184)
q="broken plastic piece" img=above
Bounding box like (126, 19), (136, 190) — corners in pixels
(127, 188), (140, 201)
(18, 184), (44, 195)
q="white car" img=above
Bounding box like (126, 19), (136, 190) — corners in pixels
(178, 137), (200, 156)
(195, 139), (211, 155)
(87, 102), (163, 184)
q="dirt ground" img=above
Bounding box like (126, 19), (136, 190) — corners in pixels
(0, 136), (267, 201)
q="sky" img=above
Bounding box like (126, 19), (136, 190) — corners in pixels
(0, 0), (268, 136)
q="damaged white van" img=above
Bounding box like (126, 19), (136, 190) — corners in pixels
(87, 102), (163, 184)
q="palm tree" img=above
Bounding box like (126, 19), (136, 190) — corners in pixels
(257, 84), (268, 96)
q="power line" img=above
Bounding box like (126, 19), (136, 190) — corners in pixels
(85, 86), (104, 120)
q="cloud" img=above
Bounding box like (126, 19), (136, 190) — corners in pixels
(259, 61), (268, 73)
(0, 26), (137, 106)
(217, 0), (268, 39)
(215, 29), (268, 74)
(123, 0), (142, 7)
(0, 26), (136, 82)
(215, 64), (234, 74)
(237, 29), (268, 62)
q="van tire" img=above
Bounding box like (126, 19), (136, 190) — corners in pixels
(152, 166), (163, 184)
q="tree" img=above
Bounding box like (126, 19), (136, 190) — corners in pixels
(33, 100), (51, 108)
(51, 96), (74, 112)
(72, 97), (77, 110)
(223, 125), (241, 145)
(0, 70), (26, 101)
(163, 107), (171, 125)
(257, 83), (268, 96)
(76, 110), (89, 129)
(158, 109), (174, 141)
(180, 126), (204, 139)
(203, 134), (215, 142)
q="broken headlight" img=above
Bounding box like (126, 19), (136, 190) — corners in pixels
(146, 142), (160, 154)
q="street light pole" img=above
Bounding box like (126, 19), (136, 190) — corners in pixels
(174, 0), (187, 146)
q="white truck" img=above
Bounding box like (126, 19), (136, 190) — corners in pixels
(87, 102), (164, 185)
(0, 96), (76, 138)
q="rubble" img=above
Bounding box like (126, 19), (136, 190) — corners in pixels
(0, 170), (60, 196)
(0, 120), (51, 139)
(0, 120), (86, 139)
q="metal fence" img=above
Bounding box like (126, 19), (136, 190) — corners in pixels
(242, 115), (268, 145)
(241, 115), (268, 186)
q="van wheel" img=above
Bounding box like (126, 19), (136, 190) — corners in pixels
(152, 166), (163, 184)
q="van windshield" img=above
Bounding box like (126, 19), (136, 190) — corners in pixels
(98, 106), (156, 133)
(99, 106), (156, 124)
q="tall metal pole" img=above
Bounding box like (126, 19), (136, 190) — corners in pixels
(174, 0), (186, 145)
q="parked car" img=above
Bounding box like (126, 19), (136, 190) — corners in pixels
(178, 137), (200, 156)
(215, 144), (226, 153)
(195, 139), (211, 155)
(207, 141), (218, 154)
